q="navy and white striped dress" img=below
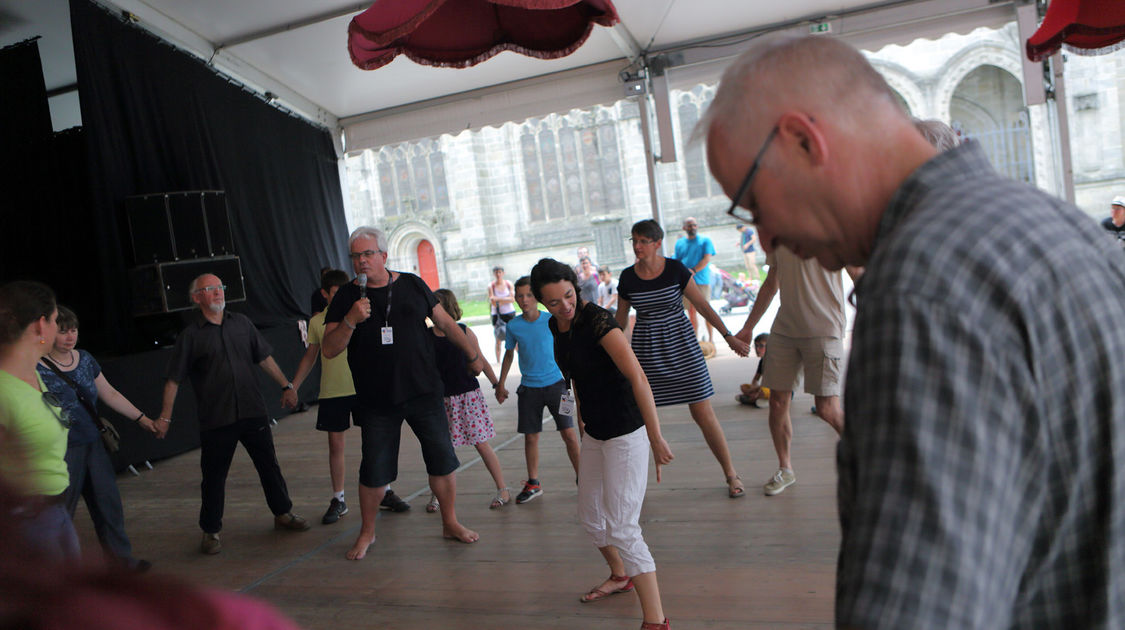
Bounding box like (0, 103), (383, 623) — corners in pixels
(618, 258), (713, 406)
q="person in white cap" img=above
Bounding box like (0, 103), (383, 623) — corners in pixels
(1102, 196), (1125, 247)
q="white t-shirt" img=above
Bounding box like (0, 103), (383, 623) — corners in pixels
(597, 278), (618, 308)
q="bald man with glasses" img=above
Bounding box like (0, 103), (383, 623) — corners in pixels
(159, 273), (309, 555)
(704, 35), (1125, 630)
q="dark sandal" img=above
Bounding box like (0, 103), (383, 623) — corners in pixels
(579, 574), (634, 603)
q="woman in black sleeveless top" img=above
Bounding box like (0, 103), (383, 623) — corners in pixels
(530, 258), (673, 630)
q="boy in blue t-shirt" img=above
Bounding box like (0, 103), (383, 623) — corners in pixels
(495, 276), (581, 504)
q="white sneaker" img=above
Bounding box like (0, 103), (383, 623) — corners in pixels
(763, 469), (796, 496)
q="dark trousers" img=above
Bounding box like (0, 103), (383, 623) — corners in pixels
(64, 440), (133, 561)
(199, 416), (293, 534)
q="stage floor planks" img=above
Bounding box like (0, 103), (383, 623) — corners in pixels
(75, 352), (843, 629)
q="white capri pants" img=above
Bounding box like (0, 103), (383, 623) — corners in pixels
(577, 425), (656, 576)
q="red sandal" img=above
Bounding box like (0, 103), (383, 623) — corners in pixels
(640, 618), (670, 630)
(579, 573), (634, 603)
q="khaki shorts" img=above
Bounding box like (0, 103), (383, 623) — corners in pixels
(760, 333), (843, 397)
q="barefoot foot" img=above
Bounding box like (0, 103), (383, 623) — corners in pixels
(346, 533), (376, 560)
(442, 524), (479, 543)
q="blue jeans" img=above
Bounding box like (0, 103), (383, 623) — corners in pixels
(65, 440), (134, 562)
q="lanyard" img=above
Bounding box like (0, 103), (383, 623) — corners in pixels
(377, 269), (393, 326)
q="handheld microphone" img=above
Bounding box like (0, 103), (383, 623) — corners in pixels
(357, 273), (367, 299)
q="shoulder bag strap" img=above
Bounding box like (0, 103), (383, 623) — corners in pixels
(41, 357), (100, 421)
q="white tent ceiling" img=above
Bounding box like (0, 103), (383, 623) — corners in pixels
(1, 0), (1023, 153)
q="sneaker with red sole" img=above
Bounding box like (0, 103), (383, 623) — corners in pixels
(515, 481), (542, 504)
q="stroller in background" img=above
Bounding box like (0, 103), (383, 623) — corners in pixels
(715, 266), (756, 314)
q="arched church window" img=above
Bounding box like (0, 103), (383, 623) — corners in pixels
(677, 89), (723, 200)
(520, 108), (626, 222)
(367, 139), (452, 217)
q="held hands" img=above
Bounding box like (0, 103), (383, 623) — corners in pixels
(651, 437), (674, 483)
(725, 335), (750, 357)
(495, 384), (509, 404)
(734, 327), (753, 345)
(281, 389), (299, 409)
(138, 416), (159, 435)
(154, 417), (171, 439)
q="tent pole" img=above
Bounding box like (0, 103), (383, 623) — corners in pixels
(636, 92), (664, 226)
(1048, 52), (1076, 204)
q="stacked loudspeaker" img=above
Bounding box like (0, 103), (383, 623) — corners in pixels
(126, 191), (245, 314)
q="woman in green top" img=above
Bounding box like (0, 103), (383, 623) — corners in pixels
(0, 280), (78, 561)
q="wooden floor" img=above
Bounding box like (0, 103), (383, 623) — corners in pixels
(76, 349), (842, 629)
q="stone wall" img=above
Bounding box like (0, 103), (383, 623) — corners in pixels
(344, 23), (1125, 296)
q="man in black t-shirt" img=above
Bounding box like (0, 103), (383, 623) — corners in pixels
(1102, 196), (1125, 248)
(322, 226), (485, 560)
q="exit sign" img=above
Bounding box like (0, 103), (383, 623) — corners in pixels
(809, 22), (832, 34)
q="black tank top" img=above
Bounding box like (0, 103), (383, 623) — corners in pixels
(432, 324), (479, 397)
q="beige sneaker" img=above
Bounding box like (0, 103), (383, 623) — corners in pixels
(200, 532), (222, 555)
(763, 469), (796, 496)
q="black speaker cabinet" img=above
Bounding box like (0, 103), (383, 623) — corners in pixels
(129, 256), (246, 315)
(202, 192), (235, 255)
(167, 193), (209, 259)
(126, 191), (236, 264)
(125, 194), (175, 263)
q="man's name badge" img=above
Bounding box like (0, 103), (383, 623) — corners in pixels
(381, 326), (394, 345)
(559, 390), (576, 416)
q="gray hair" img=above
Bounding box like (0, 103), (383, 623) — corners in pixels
(699, 35), (903, 142)
(348, 226), (388, 253)
(913, 119), (960, 152)
(188, 273), (223, 309)
(188, 274), (207, 295)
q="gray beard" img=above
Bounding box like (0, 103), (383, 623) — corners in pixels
(207, 301), (225, 313)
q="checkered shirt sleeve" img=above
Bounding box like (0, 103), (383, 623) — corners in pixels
(836, 142), (1125, 629)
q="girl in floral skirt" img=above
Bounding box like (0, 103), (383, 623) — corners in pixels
(428, 289), (511, 511)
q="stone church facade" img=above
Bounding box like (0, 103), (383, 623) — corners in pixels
(343, 23), (1125, 299)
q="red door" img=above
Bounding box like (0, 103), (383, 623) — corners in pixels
(417, 239), (439, 290)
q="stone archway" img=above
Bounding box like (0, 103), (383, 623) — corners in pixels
(950, 64), (1033, 183)
(933, 41), (1047, 186)
(387, 221), (445, 286)
(933, 44), (1026, 122)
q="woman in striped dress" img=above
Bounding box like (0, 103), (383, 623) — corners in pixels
(616, 220), (750, 498)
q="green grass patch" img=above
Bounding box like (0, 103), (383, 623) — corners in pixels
(460, 299), (492, 319)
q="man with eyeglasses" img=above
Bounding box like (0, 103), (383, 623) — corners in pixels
(704, 35), (1125, 630)
(322, 226), (484, 560)
(159, 273), (310, 555)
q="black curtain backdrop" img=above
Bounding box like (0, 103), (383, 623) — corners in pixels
(0, 39), (94, 314)
(0, 38), (53, 147)
(70, 0), (350, 353)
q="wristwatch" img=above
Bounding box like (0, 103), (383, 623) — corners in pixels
(281, 382), (294, 392)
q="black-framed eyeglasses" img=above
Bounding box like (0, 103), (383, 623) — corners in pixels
(629, 237), (657, 246)
(348, 249), (382, 260)
(42, 391), (73, 429)
(725, 126), (779, 225)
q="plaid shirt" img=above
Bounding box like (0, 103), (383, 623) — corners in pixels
(838, 141), (1125, 629)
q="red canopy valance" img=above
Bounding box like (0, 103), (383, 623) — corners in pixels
(1026, 0), (1125, 61)
(348, 0), (619, 71)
